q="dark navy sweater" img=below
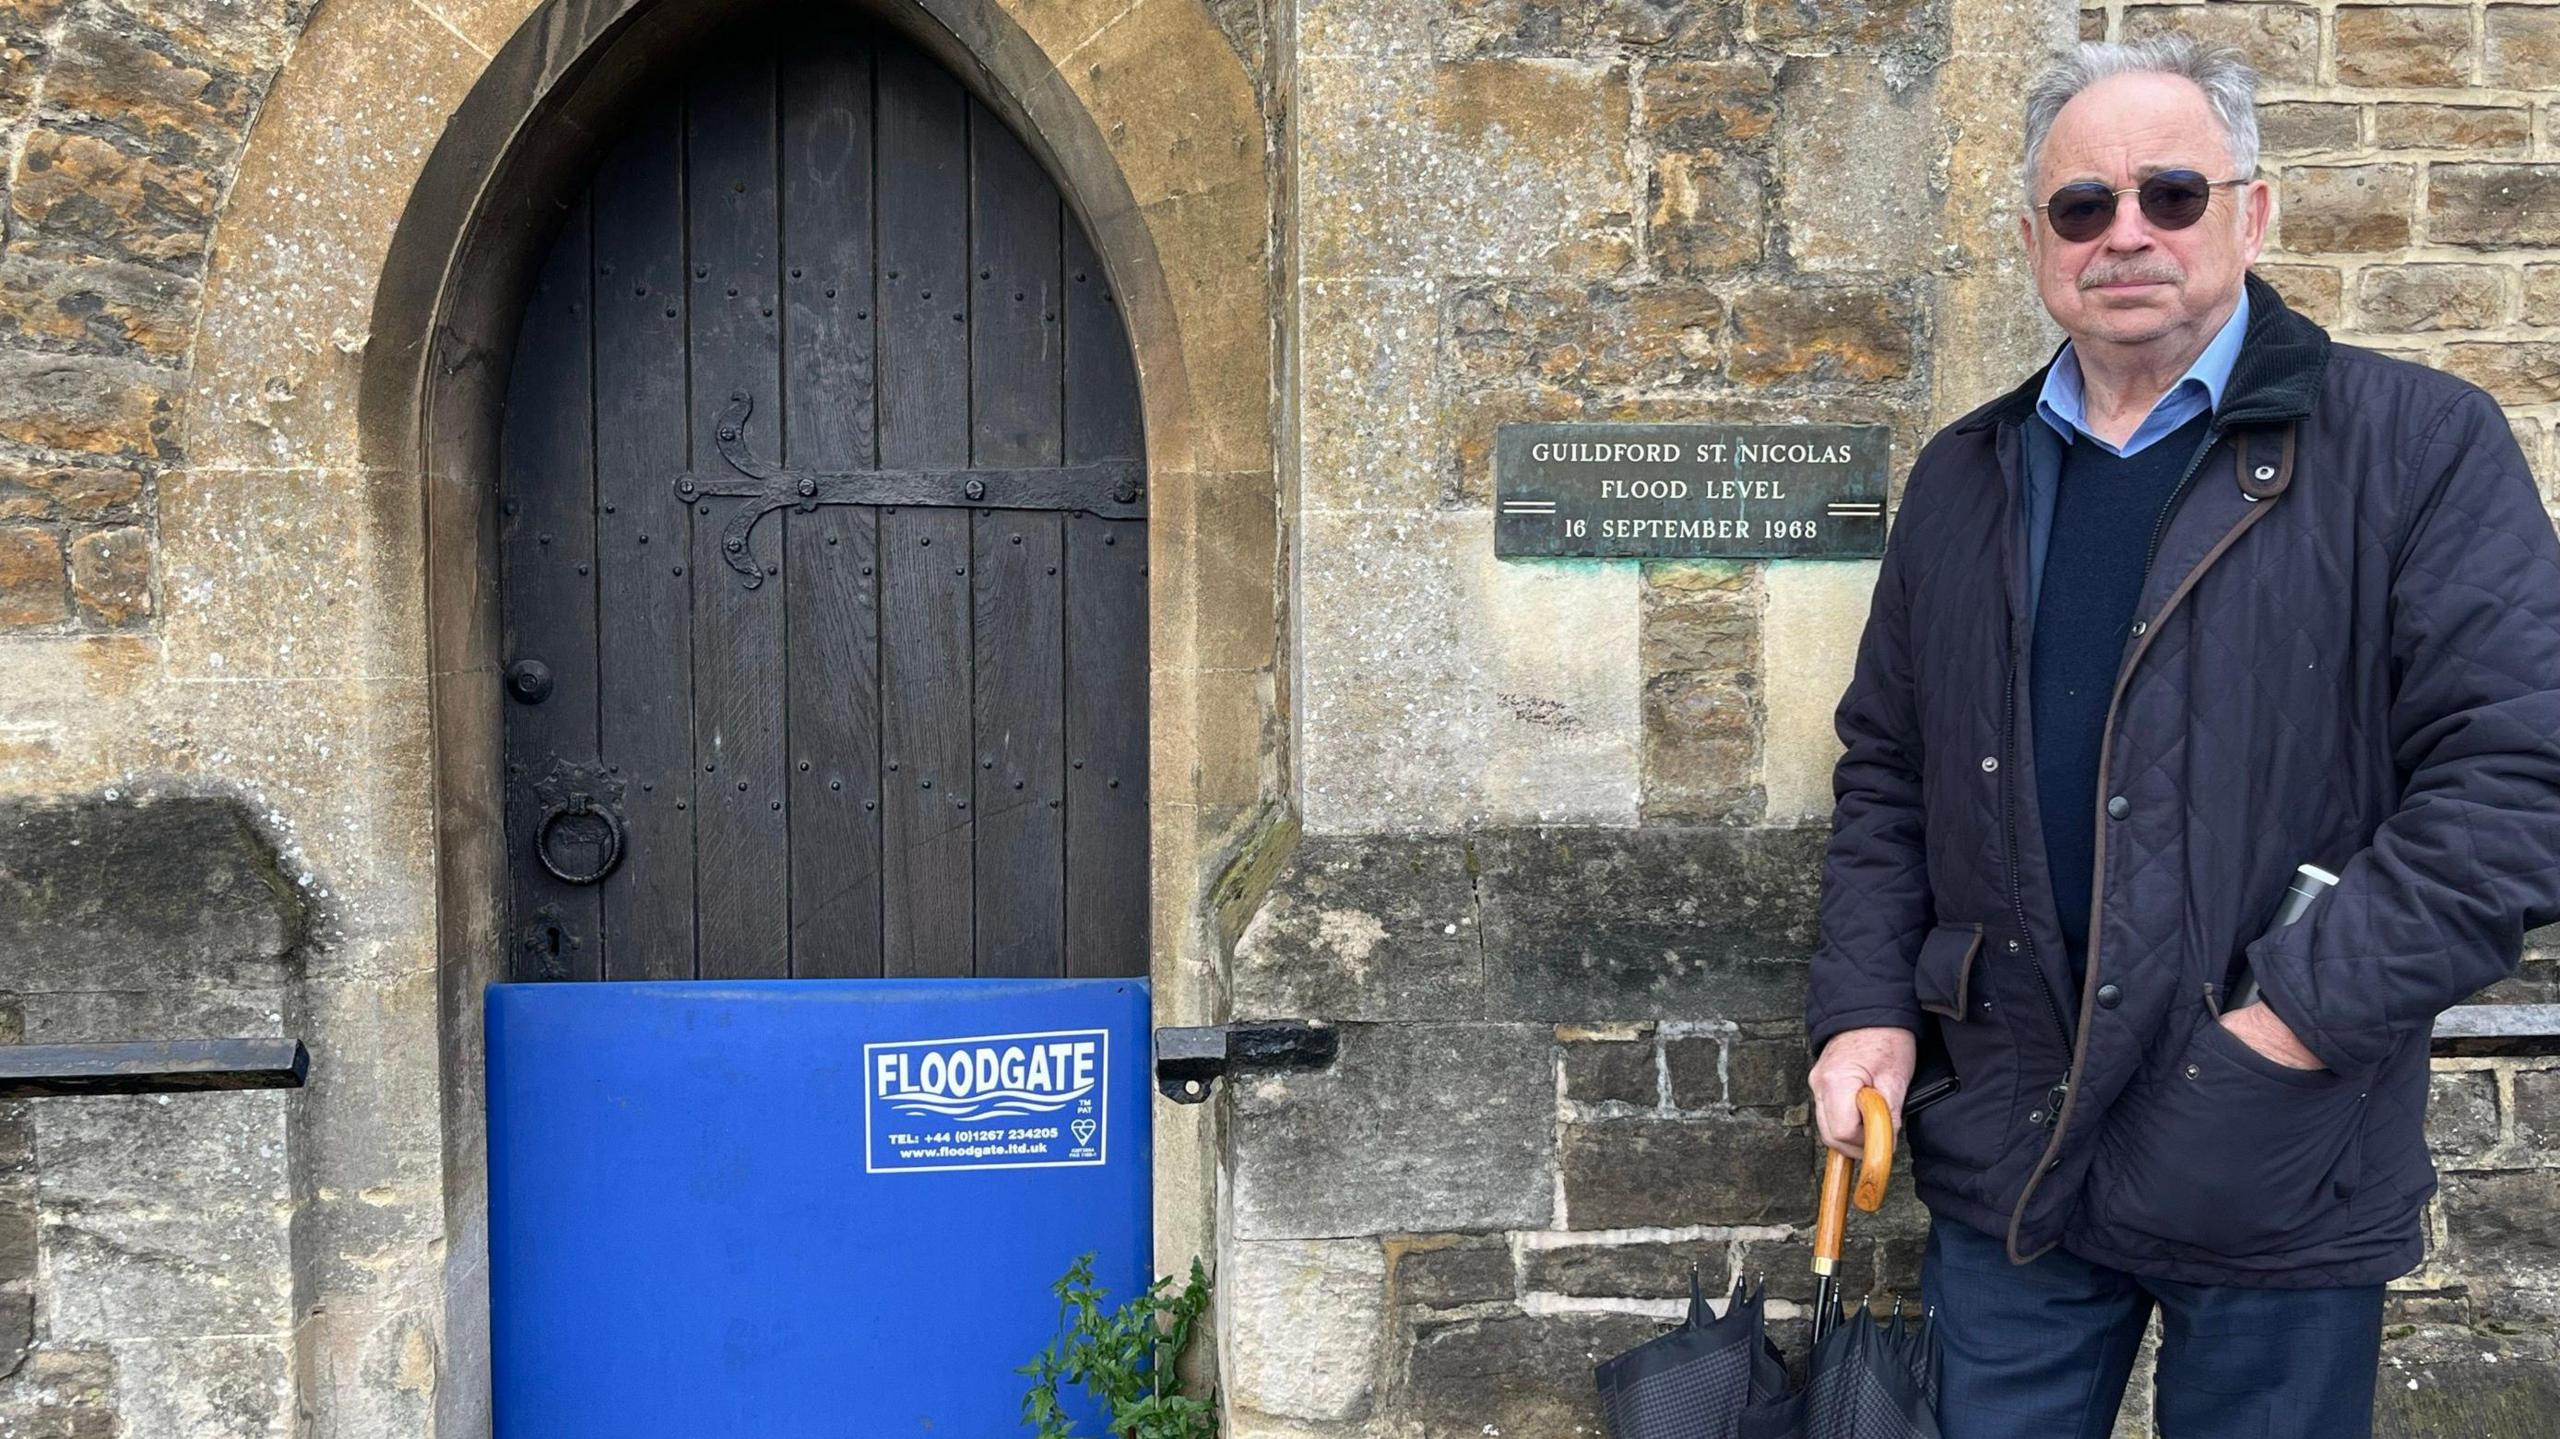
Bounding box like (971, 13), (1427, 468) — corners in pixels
(2031, 410), (2213, 982)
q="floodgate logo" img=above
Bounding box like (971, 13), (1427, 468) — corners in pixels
(864, 1029), (1109, 1174)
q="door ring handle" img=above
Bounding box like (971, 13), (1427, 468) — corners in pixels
(536, 793), (624, 885)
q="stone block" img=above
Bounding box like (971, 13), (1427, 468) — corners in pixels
(2356, 264), (2508, 333)
(2373, 1323), (2560, 1438)
(1643, 668), (1763, 822)
(1663, 1034), (1721, 1108)
(1650, 148), (1767, 278)
(1440, 381), (1580, 507)
(8, 127), (218, 268)
(1445, 279), (1725, 394)
(1299, 56), (1635, 281)
(1778, 60), (1940, 275)
(37, 1090), (293, 1340)
(1762, 558), (1876, 822)
(1302, 280), (1441, 511)
(1403, 1309), (1665, 1438)
(0, 1347), (118, 1438)
(1233, 1023), (1555, 1237)
(0, 465), (145, 524)
(0, 1288), (27, 1378)
(1726, 284), (1919, 386)
(2373, 104), (2531, 154)
(2426, 1069), (2498, 1160)
(0, 1186), (33, 1279)
(1436, 0), (1592, 57)
(2429, 165), (2560, 249)
(2333, 6), (2473, 87)
(66, 525), (149, 626)
(1477, 827), (1821, 1022)
(1643, 58), (1775, 152)
(1561, 1113), (1812, 1228)
(2122, 3), (2319, 85)
(111, 1337), (292, 1439)
(1227, 1239), (1388, 1423)
(1593, 0), (1737, 51)
(2524, 264), (2560, 327)
(0, 795), (302, 989)
(0, 524), (68, 626)
(1751, 0), (1943, 52)
(2438, 1170), (2560, 1279)
(2515, 1065), (2560, 1149)
(2443, 343), (2560, 407)
(1726, 1032), (1807, 1109)
(1231, 835), (1486, 1021)
(2256, 101), (2359, 158)
(0, 349), (176, 462)
(1391, 1235), (1515, 1306)
(1522, 1237), (1728, 1297)
(2252, 263), (2342, 328)
(1563, 1034), (1659, 1105)
(2278, 165), (2414, 254)
(2485, 4), (2560, 89)
(0, 253), (199, 361)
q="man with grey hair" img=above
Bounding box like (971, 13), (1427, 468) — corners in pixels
(1802, 34), (2560, 1438)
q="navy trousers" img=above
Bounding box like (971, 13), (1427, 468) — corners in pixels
(1919, 1217), (2384, 1439)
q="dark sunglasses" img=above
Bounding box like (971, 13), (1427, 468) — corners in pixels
(2037, 170), (2246, 243)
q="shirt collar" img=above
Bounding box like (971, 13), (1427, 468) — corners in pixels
(2036, 287), (2251, 449)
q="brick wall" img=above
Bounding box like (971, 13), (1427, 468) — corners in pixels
(2086, 0), (2560, 514)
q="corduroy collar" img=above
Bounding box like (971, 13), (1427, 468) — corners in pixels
(1957, 271), (2331, 436)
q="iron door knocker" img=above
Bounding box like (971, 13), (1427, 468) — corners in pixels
(536, 792), (624, 885)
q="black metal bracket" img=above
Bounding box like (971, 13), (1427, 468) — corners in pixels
(1154, 1021), (1338, 1103)
(675, 393), (1147, 588)
(0, 1039), (310, 1099)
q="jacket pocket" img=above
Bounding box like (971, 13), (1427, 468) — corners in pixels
(1913, 922), (1984, 1020)
(2094, 999), (2369, 1258)
(1907, 922), (2007, 1175)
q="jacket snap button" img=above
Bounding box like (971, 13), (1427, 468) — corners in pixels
(2028, 1109), (2046, 1125)
(1981, 755), (1999, 772)
(2130, 620), (2147, 637)
(2184, 1063), (2200, 1080)
(2096, 983), (2121, 1008)
(2006, 938), (2022, 952)
(2106, 795), (2130, 819)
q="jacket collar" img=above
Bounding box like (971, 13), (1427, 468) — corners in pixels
(1956, 272), (2331, 436)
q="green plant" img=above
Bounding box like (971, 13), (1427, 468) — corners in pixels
(1019, 1252), (1217, 1439)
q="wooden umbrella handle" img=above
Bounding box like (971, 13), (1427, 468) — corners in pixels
(1813, 1087), (1897, 1272)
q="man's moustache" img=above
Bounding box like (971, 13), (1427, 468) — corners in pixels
(2080, 267), (2182, 289)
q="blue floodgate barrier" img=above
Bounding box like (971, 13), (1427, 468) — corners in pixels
(486, 978), (1152, 1436)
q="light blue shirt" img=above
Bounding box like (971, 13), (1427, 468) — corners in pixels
(2035, 289), (2250, 457)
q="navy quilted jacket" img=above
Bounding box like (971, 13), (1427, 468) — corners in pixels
(1806, 274), (2560, 1286)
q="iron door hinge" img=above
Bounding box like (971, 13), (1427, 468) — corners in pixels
(1154, 1021), (1338, 1102)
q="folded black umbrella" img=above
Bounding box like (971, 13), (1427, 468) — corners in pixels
(1593, 1269), (1789, 1439)
(1737, 1299), (1942, 1439)
(1598, 1084), (1947, 1439)
(1737, 1084), (1945, 1439)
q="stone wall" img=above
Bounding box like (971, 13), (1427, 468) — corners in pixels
(0, 796), (307, 1439)
(1243, 0), (2560, 1433)
(2081, 0), (2560, 512)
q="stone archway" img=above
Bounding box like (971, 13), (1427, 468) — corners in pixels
(174, 0), (1275, 1424)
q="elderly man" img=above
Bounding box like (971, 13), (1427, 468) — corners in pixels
(1802, 36), (2560, 1439)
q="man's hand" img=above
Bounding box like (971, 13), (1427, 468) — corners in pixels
(2218, 1001), (2326, 1071)
(1809, 1027), (1916, 1158)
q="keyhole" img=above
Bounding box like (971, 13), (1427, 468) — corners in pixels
(544, 924), (564, 958)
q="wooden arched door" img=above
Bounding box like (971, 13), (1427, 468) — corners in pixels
(497, 20), (1148, 984)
